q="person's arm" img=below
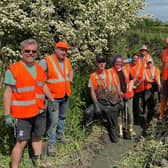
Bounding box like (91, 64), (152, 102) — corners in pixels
(90, 87), (98, 103)
(43, 84), (54, 102)
(123, 58), (132, 64)
(3, 85), (13, 116)
(39, 59), (48, 75)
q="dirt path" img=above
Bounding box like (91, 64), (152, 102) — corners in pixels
(91, 125), (142, 168)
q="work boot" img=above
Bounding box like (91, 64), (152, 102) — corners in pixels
(128, 124), (136, 137)
(118, 124), (123, 138)
(31, 155), (40, 167)
(47, 145), (56, 157)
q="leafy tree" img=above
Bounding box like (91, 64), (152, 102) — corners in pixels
(0, 0), (144, 84)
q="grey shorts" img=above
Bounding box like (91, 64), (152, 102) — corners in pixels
(14, 112), (46, 141)
(161, 80), (168, 97)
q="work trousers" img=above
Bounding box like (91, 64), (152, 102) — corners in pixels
(118, 98), (133, 128)
(143, 87), (157, 123)
(133, 91), (144, 123)
(84, 102), (121, 142)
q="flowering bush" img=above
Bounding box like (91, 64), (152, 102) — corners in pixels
(0, 0), (144, 74)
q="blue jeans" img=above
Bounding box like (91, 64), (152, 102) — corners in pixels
(47, 96), (69, 145)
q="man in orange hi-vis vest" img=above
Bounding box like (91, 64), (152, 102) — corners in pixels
(3, 39), (54, 168)
(84, 55), (123, 143)
(39, 42), (73, 156)
(123, 45), (152, 69)
(143, 58), (161, 123)
(160, 37), (168, 119)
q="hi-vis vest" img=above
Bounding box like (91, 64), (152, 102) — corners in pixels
(162, 49), (168, 80)
(110, 67), (134, 99)
(127, 62), (144, 93)
(144, 66), (160, 90)
(139, 54), (152, 68)
(45, 54), (71, 98)
(90, 69), (120, 102)
(9, 62), (46, 119)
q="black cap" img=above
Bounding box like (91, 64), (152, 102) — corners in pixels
(96, 55), (106, 62)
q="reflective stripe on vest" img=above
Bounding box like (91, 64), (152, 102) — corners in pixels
(36, 94), (45, 99)
(92, 72), (107, 89)
(46, 55), (69, 83)
(132, 62), (142, 82)
(12, 100), (36, 106)
(13, 86), (35, 93)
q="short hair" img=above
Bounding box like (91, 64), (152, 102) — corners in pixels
(132, 53), (139, 58)
(20, 39), (38, 50)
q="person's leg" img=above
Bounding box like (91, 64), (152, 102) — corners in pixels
(160, 96), (168, 119)
(83, 104), (95, 137)
(133, 92), (140, 123)
(104, 105), (119, 143)
(126, 98), (136, 136)
(56, 96), (69, 140)
(159, 80), (168, 119)
(12, 118), (31, 168)
(118, 110), (123, 138)
(11, 140), (27, 168)
(47, 100), (59, 146)
(31, 112), (46, 165)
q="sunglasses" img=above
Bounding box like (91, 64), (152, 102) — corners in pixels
(24, 50), (37, 54)
(97, 60), (106, 63)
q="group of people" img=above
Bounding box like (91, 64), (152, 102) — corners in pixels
(3, 39), (73, 168)
(84, 38), (168, 143)
(2, 37), (168, 168)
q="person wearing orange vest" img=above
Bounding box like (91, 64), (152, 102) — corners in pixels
(127, 54), (145, 124)
(123, 45), (152, 69)
(3, 39), (54, 168)
(110, 55), (135, 138)
(160, 37), (168, 119)
(139, 45), (152, 68)
(39, 42), (73, 156)
(84, 55), (123, 143)
(143, 58), (161, 123)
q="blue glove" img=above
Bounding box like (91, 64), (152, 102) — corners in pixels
(4, 114), (15, 128)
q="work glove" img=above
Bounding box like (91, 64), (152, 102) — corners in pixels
(94, 102), (101, 115)
(4, 114), (15, 128)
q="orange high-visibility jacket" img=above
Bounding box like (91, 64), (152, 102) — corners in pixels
(9, 62), (46, 119)
(144, 66), (160, 90)
(45, 54), (71, 98)
(139, 54), (152, 68)
(128, 62), (144, 93)
(110, 67), (134, 99)
(90, 70), (110, 99)
(162, 49), (168, 80)
(90, 69), (121, 102)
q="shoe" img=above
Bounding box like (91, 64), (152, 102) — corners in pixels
(47, 145), (56, 157)
(56, 137), (70, 144)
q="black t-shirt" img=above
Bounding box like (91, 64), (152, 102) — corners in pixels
(116, 70), (127, 93)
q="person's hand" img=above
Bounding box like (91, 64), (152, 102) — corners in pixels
(4, 114), (15, 128)
(94, 102), (101, 115)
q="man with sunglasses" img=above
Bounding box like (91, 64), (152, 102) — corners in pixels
(39, 42), (73, 156)
(84, 55), (123, 143)
(3, 39), (54, 168)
